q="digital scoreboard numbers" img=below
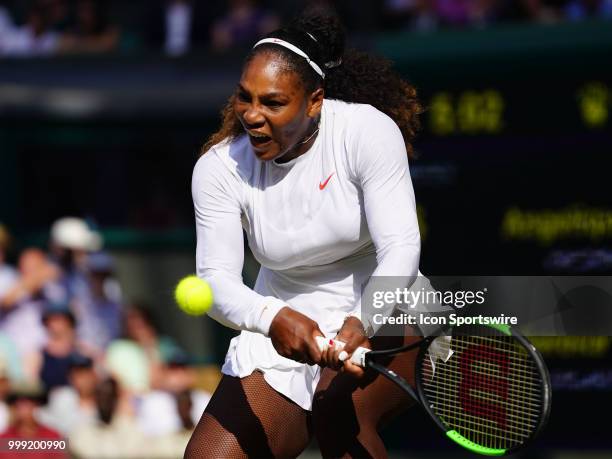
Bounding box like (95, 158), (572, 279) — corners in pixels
(425, 81), (611, 137)
(429, 90), (505, 136)
(577, 82), (610, 128)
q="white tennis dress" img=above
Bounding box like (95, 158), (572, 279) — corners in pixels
(192, 99), (421, 410)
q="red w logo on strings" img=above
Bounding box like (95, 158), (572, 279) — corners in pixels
(459, 344), (509, 430)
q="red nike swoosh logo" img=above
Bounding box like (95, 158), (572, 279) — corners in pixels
(319, 172), (335, 190)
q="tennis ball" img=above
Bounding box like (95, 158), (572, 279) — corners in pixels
(175, 275), (213, 316)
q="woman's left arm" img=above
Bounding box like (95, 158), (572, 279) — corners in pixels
(354, 107), (421, 331)
(329, 108), (421, 374)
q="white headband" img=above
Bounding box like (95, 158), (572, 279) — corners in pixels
(253, 37), (325, 79)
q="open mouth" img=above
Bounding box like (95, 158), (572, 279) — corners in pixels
(248, 131), (272, 149)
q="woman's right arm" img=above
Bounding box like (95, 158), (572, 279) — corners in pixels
(192, 153), (286, 336)
(192, 153), (323, 363)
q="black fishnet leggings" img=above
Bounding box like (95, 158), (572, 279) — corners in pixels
(313, 334), (420, 458)
(184, 370), (312, 458)
(184, 335), (419, 458)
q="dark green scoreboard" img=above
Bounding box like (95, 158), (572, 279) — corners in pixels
(375, 19), (612, 276)
(375, 24), (612, 452)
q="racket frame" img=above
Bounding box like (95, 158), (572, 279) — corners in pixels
(317, 323), (552, 456)
(413, 325), (552, 456)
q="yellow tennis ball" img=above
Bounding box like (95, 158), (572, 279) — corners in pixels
(175, 275), (213, 316)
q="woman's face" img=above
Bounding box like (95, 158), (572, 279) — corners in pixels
(234, 52), (323, 162)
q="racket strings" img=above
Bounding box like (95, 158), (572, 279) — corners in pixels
(421, 371), (543, 409)
(420, 334), (544, 451)
(439, 335), (539, 448)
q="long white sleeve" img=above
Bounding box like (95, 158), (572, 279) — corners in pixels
(192, 152), (286, 336)
(349, 107), (421, 334)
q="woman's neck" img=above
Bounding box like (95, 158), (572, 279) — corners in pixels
(275, 119), (320, 164)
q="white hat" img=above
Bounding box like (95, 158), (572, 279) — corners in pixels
(50, 217), (102, 251)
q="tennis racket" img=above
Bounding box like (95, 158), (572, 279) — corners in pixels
(316, 323), (551, 456)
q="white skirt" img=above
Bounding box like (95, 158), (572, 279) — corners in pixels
(221, 330), (326, 411)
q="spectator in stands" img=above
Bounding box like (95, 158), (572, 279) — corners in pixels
(384, 0), (503, 30)
(163, 0), (192, 56)
(1, 248), (61, 309)
(410, 0), (439, 30)
(384, 0), (424, 29)
(383, 0), (446, 31)
(0, 384), (64, 459)
(145, 390), (196, 457)
(0, 4), (16, 55)
(136, 387), (183, 437)
(0, 0), (60, 56)
(211, 0), (279, 51)
(105, 339), (150, 394)
(123, 305), (184, 390)
(166, 356), (211, 426)
(0, 3), (14, 32)
(0, 249), (56, 366)
(48, 217), (106, 355)
(124, 305), (183, 365)
(38, 355), (98, 435)
(519, 0), (567, 22)
(435, 0), (501, 26)
(69, 377), (145, 459)
(31, 308), (89, 393)
(0, 333), (24, 387)
(565, 0), (612, 19)
(58, 0), (119, 54)
(146, 0), (216, 55)
(81, 251), (123, 352)
(0, 357), (10, 432)
(40, 0), (70, 33)
(435, 0), (473, 25)
(135, 353), (209, 437)
(176, 389), (194, 429)
(0, 225), (17, 306)
(158, 353), (196, 394)
(49, 217), (101, 276)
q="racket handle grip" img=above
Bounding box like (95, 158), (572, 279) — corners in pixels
(315, 336), (369, 367)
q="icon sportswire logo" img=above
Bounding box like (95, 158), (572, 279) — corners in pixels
(319, 172), (335, 190)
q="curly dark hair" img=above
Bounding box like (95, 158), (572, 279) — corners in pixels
(203, 8), (422, 158)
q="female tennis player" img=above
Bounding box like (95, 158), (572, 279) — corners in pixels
(186, 10), (423, 458)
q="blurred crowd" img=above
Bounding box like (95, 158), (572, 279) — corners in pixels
(383, 0), (612, 30)
(0, 220), (212, 459)
(0, 0), (611, 57)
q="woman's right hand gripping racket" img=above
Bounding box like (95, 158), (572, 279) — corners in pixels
(316, 323), (551, 456)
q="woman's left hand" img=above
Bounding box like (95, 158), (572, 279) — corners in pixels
(320, 316), (370, 377)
